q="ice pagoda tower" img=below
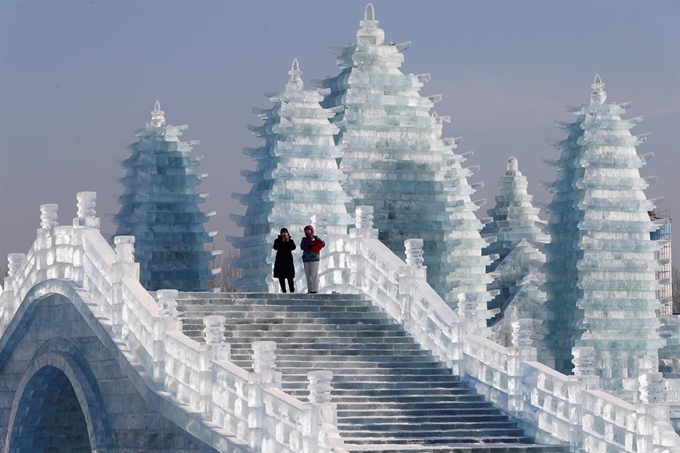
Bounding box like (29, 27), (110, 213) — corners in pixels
(481, 157), (549, 325)
(229, 59), (353, 292)
(317, 4), (492, 324)
(113, 101), (218, 292)
(542, 75), (664, 391)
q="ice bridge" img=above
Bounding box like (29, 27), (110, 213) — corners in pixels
(1, 193), (680, 453)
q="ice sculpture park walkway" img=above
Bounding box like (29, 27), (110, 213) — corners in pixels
(0, 193), (679, 452)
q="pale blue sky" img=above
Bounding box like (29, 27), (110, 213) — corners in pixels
(1, 0), (678, 264)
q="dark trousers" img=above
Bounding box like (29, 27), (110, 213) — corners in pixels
(278, 277), (294, 293)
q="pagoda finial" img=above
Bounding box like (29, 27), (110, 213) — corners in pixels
(287, 58), (304, 91)
(151, 100), (166, 127)
(590, 73), (607, 105)
(365, 3), (375, 21)
(507, 156), (520, 175)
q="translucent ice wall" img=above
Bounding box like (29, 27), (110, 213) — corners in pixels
(542, 75), (664, 391)
(229, 59), (353, 292)
(317, 4), (492, 326)
(482, 157), (549, 327)
(113, 101), (217, 291)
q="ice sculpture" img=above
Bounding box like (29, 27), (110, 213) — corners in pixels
(317, 4), (491, 324)
(482, 157), (549, 328)
(113, 101), (218, 291)
(229, 59), (353, 292)
(487, 240), (549, 361)
(542, 75), (664, 393)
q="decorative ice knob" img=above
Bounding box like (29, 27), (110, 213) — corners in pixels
(572, 347), (596, 376)
(252, 341), (277, 373)
(355, 206), (374, 229)
(404, 239), (424, 268)
(639, 372), (664, 403)
(156, 289), (179, 318)
(203, 315), (226, 345)
(7, 253), (25, 277)
(40, 204), (59, 229)
(114, 236), (136, 263)
(75, 191), (100, 228)
(308, 370), (333, 404)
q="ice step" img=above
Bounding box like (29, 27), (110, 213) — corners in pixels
(176, 292), (567, 452)
(342, 435), (533, 445)
(343, 444), (569, 452)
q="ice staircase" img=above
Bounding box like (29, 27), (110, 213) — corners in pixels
(175, 292), (569, 453)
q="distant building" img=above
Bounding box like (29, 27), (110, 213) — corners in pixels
(651, 209), (673, 314)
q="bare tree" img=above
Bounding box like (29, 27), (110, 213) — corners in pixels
(208, 248), (240, 293)
(673, 266), (680, 314)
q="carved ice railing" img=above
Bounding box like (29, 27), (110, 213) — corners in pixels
(316, 205), (680, 453)
(0, 194), (347, 453)
(3, 197), (680, 453)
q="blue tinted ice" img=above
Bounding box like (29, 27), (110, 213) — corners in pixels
(113, 101), (216, 291)
(229, 59), (353, 292)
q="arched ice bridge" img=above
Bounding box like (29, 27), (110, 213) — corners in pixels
(1, 193), (678, 453)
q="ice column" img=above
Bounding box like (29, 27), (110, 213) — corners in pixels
(113, 101), (218, 291)
(318, 4), (491, 321)
(542, 75), (664, 395)
(229, 58), (353, 292)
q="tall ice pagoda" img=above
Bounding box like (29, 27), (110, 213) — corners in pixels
(113, 101), (218, 292)
(542, 75), (664, 393)
(317, 4), (492, 324)
(229, 59), (353, 292)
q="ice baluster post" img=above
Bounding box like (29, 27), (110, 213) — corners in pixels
(114, 235), (135, 264)
(73, 191), (100, 229)
(7, 253), (25, 278)
(303, 370), (344, 453)
(637, 372), (668, 453)
(456, 292), (479, 336)
(4, 253), (25, 301)
(110, 236), (139, 338)
(399, 238), (426, 328)
(199, 315), (229, 419)
(350, 206), (378, 239)
(568, 347), (599, 450)
(150, 289), (183, 386)
(248, 341), (281, 450)
(508, 319), (536, 417)
(40, 204), (58, 229)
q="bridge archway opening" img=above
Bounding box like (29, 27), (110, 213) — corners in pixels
(9, 365), (91, 453)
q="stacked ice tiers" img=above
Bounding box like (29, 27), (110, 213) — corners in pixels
(542, 74), (664, 391)
(482, 157), (549, 326)
(113, 101), (218, 292)
(229, 59), (353, 292)
(317, 4), (491, 325)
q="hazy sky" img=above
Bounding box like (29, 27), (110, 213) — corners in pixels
(1, 0), (678, 267)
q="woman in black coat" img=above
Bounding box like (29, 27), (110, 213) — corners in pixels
(273, 228), (296, 293)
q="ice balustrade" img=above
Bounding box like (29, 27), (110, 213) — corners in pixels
(2, 195), (680, 453)
(0, 193), (347, 453)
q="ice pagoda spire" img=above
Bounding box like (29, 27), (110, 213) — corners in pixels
(228, 59), (353, 292)
(542, 76), (664, 396)
(317, 4), (492, 329)
(151, 100), (165, 127)
(113, 101), (219, 292)
(481, 157), (548, 329)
